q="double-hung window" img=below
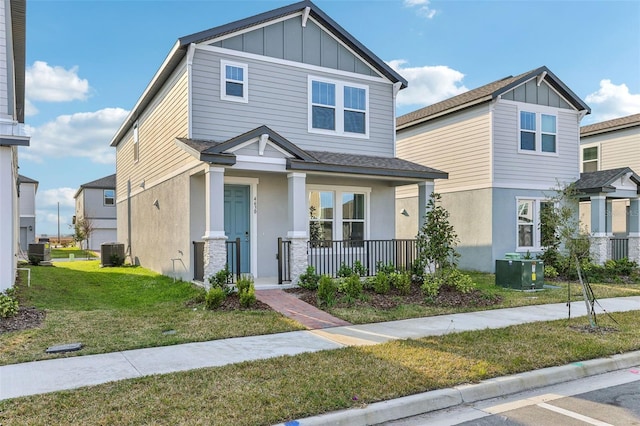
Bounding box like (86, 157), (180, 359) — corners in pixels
(221, 60), (248, 103)
(519, 109), (557, 154)
(582, 146), (598, 172)
(309, 187), (369, 246)
(309, 76), (368, 137)
(104, 189), (115, 206)
(516, 198), (553, 251)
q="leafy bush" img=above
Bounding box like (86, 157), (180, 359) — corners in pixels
(604, 258), (638, 276)
(353, 260), (367, 277)
(421, 273), (443, 299)
(544, 265), (559, 279)
(337, 263), (354, 278)
(205, 287), (226, 310)
(340, 274), (363, 299)
(298, 266), (320, 290)
(372, 271), (390, 294)
(0, 291), (19, 318)
(376, 261), (396, 274)
(390, 271), (411, 295)
(237, 275), (256, 308)
(317, 275), (337, 307)
(208, 266), (234, 297)
(447, 269), (475, 293)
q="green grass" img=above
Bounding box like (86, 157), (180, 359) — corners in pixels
(49, 247), (96, 259)
(1, 262), (303, 365)
(327, 270), (640, 324)
(1, 311), (638, 425)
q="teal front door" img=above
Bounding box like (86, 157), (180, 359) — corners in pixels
(224, 185), (250, 273)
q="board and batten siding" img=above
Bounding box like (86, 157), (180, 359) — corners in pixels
(492, 99), (580, 188)
(582, 127), (640, 173)
(115, 60), (195, 202)
(396, 104), (492, 196)
(190, 47), (395, 157)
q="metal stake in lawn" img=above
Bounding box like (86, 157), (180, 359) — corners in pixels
(574, 256), (597, 328)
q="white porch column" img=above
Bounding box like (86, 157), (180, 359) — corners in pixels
(417, 181), (435, 230)
(287, 172), (308, 284)
(628, 198), (640, 265)
(590, 195), (609, 265)
(203, 166), (227, 280)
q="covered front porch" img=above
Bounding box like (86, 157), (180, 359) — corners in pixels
(576, 167), (640, 265)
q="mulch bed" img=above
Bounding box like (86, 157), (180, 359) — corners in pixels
(286, 283), (502, 310)
(0, 306), (45, 333)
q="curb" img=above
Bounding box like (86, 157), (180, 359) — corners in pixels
(276, 351), (640, 426)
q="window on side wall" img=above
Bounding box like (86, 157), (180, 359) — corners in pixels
(104, 189), (115, 206)
(519, 110), (557, 154)
(582, 146), (598, 172)
(516, 198), (553, 251)
(221, 60), (248, 103)
(308, 187), (369, 248)
(308, 76), (368, 138)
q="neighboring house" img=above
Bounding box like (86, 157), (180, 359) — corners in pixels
(0, 0), (29, 293)
(577, 113), (640, 263)
(18, 174), (38, 252)
(73, 174), (117, 250)
(396, 66), (590, 273)
(109, 0), (446, 283)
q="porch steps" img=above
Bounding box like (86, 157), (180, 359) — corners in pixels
(255, 289), (351, 330)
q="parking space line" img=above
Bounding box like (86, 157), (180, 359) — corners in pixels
(537, 402), (613, 426)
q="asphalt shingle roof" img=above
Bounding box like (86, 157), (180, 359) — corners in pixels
(580, 113), (640, 137)
(574, 167), (640, 193)
(79, 174), (116, 189)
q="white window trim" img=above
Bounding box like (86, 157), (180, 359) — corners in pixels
(581, 143), (600, 172)
(517, 104), (559, 157)
(515, 197), (553, 252)
(307, 185), (371, 247)
(307, 76), (369, 139)
(133, 121), (139, 163)
(104, 189), (115, 206)
(220, 59), (248, 103)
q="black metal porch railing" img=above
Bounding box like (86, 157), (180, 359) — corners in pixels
(308, 239), (417, 278)
(610, 237), (629, 261)
(192, 238), (241, 283)
(277, 237), (292, 284)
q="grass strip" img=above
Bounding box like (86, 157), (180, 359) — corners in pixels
(1, 311), (638, 425)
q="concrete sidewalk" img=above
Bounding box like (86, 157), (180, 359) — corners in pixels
(1, 296), (639, 419)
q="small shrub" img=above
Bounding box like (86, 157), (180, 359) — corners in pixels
(390, 271), (412, 295)
(376, 261), (396, 274)
(353, 260), (367, 277)
(447, 269), (475, 293)
(236, 274), (253, 294)
(237, 275), (256, 308)
(208, 266), (234, 296)
(337, 263), (354, 278)
(372, 271), (391, 294)
(317, 275), (337, 307)
(341, 274), (363, 299)
(205, 287), (226, 310)
(421, 273), (443, 299)
(298, 266), (320, 290)
(544, 265), (559, 279)
(110, 253), (124, 267)
(0, 292), (19, 318)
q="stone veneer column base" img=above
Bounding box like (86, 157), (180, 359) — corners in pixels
(590, 236), (609, 265)
(628, 237), (640, 265)
(203, 237), (228, 287)
(289, 237), (308, 285)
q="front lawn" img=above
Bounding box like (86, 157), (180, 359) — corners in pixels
(1, 311), (638, 425)
(50, 247), (97, 259)
(0, 261), (303, 365)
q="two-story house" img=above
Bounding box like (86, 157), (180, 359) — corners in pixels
(109, 1), (446, 283)
(396, 66), (590, 273)
(18, 174), (38, 252)
(73, 174), (117, 250)
(0, 0), (29, 293)
(577, 113), (640, 264)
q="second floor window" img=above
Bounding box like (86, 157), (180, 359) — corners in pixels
(104, 189), (115, 206)
(221, 60), (248, 103)
(582, 146), (598, 172)
(519, 110), (557, 154)
(309, 76), (368, 137)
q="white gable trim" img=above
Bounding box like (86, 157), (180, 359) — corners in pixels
(223, 137), (295, 158)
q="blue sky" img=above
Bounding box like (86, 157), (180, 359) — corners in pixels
(20, 0), (640, 236)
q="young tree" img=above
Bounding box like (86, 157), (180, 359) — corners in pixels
(416, 192), (460, 276)
(73, 217), (95, 251)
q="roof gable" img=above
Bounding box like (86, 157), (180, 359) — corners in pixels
(581, 113), (640, 137)
(397, 66), (590, 129)
(575, 167), (640, 194)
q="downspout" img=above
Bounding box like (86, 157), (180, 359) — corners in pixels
(127, 179), (132, 264)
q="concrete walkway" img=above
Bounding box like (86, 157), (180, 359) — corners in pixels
(1, 296), (639, 421)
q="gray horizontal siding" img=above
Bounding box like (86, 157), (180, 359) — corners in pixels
(191, 48), (395, 157)
(493, 100), (580, 187)
(501, 80), (573, 110)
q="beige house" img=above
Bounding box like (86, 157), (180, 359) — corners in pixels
(578, 113), (640, 262)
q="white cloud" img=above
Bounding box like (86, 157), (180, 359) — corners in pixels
(585, 79), (640, 122)
(37, 187), (77, 209)
(25, 98), (39, 117)
(388, 60), (468, 108)
(26, 61), (90, 103)
(404, 0), (437, 19)
(21, 107), (129, 164)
